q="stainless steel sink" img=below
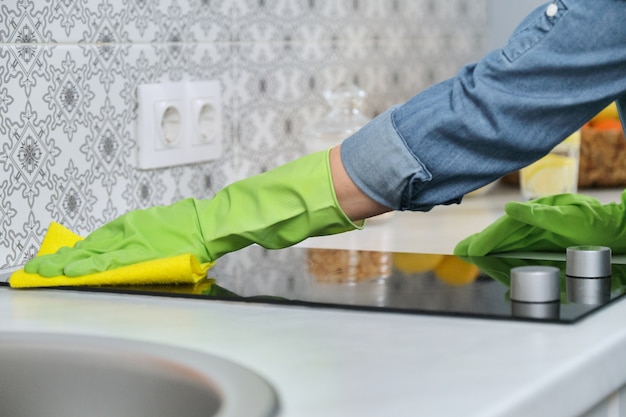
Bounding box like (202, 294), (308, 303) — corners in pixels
(0, 332), (279, 417)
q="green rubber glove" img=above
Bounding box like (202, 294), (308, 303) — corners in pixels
(454, 191), (626, 256)
(25, 150), (361, 277)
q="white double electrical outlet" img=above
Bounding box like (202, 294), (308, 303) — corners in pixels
(137, 80), (223, 170)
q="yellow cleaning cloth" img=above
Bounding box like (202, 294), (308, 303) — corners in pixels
(9, 222), (215, 289)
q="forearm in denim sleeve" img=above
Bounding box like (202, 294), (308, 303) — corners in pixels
(342, 0), (626, 212)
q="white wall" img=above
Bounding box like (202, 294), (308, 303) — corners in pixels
(0, 0), (489, 272)
(487, 0), (548, 49)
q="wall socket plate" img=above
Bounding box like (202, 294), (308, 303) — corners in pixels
(137, 80), (223, 170)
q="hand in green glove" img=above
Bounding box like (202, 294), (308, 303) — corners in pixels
(25, 150), (361, 277)
(454, 191), (626, 256)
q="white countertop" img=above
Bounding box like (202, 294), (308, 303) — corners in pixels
(2, 184), (626, 417)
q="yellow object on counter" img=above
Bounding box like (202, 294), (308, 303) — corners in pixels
(590, 101), (620, 123)
(433, 256), (480, 286)
(519, 130), (581, 200)
(9, 222), (215, 289)
(393, 253), (444, 274)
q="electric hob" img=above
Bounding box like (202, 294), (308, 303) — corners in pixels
(3, 246), (625, 324)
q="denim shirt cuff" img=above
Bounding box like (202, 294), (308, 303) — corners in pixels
(340, 106), (432, 211)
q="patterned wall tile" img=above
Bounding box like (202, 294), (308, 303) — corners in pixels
(0, 0), (488, 272)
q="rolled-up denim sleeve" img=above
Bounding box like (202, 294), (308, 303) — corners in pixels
(341, 0), (626, 212)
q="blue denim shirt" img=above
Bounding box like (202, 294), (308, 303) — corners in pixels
(341, 0), (626, 212)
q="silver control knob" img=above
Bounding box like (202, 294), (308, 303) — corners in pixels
(510, 266), (560, 303)
(566, 246), (611, 278)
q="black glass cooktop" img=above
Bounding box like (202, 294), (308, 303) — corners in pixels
(3, 246), (626, 324)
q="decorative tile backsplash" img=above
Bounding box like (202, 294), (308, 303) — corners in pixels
(0, 0), (487, 271)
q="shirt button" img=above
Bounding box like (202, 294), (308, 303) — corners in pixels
(546, 3), (558, 17)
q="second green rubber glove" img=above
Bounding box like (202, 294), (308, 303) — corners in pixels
(26, 150), (362, 278)
(454, 191), (626, 256)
